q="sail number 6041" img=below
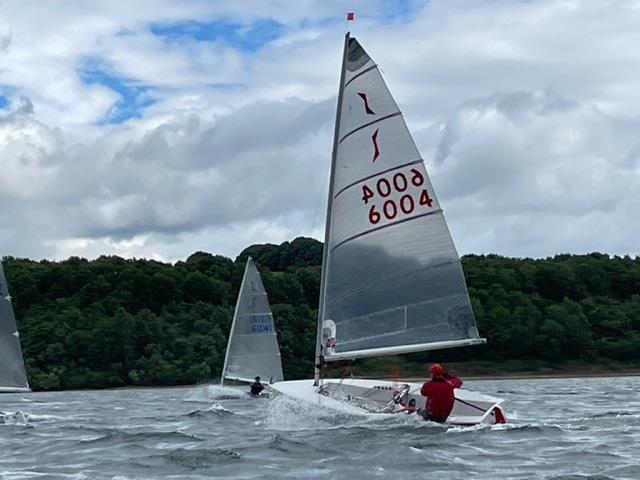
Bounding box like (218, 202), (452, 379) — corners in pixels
(362, 168), (434, 225)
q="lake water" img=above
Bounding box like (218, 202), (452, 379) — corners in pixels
(1, 376), (639, 479)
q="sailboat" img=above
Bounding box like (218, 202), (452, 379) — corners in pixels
(271, 34), (507, 425)
(220, 257), (284, 388)
(0, 261), (30, 394)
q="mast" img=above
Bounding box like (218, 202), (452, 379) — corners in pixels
(314, 33), (350, 384)
(220, 257), (251, 386)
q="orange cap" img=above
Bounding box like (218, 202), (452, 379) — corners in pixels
(429, 363), (444, 376)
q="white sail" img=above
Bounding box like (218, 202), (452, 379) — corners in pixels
(221, 257), (284, 384)
(0, 261), (30, 393)
(317, 35), (485, 362)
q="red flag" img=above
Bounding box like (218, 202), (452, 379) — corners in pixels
(346, 12), (355, 21)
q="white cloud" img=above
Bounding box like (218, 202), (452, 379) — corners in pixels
(430, 89), (640, 257)
(1, 0), (640, 261)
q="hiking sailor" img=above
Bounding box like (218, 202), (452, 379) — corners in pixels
(418, 364), (463, 423)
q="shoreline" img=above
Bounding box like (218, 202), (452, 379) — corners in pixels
(16, 370), (640, 393)
(461, 370), (640, 381)
(396, 370), (640, 382)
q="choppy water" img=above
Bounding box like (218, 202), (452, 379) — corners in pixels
(1, 376), (639, 479)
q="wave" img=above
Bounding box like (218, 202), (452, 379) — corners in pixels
(80, 428), (203, 445)
(267, 433), (311, 453)
(186, 403), (234, 418)
(20, 413), (71, 421)
(547, 475), (616, 480)
(589, 411), (640, 419)
(162, 447), (242, 468)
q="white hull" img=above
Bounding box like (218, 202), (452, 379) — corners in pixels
(272, 378), (506, 426)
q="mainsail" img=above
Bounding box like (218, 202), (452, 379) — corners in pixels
(316, 35), (485, 364)
(0, 261), (30, 392)
(221, 257), (284, 384)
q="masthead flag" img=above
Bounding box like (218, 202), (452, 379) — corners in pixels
(346, 12), (355, 21)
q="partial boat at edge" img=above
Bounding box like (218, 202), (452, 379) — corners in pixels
(0, 261), (30, 393)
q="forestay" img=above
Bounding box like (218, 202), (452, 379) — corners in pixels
(319, 36), (484, 361)
(0, 262), (30, 392)
(221, 257), (284, 384)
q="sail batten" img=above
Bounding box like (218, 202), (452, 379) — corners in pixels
(325, 260), (459, 306)
(221, 257), (284, 385)
(344, 64), (378, 88)
(318, 36), (481, 362)
(333, 158), (424, 199)
(330, 209), (445, 252)
(339, 112), (401, 143)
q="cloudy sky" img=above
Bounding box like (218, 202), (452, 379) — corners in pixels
(1, 0), (639, 262)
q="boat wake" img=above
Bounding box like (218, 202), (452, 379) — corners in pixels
(184, 384), (247, 402)
(263, 394), (458, 433)
(264, 394), (364, 430)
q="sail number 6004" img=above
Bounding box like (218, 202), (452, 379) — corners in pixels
(362, 168), (434, 225)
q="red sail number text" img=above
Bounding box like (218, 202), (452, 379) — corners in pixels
(362, 168), (434, 225)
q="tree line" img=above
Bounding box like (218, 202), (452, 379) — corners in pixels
(3, 238), (639, 390)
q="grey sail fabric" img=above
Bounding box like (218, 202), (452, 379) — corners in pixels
(0, 262), (30, 392)
(320, 36), (483, 360)
(221, 257), (284, 384)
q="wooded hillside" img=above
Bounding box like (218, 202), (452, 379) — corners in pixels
(3, 238), (639, 390)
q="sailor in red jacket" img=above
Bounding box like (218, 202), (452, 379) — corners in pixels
(419, 363), (463, 423)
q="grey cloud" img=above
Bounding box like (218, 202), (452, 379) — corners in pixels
(1, 97), (334, 253)
(436, 90), (581, 164)
(427, 87), (640, 257)
(0, 30), (10, 51)
(624, 143), (640, 169)
(120, 99), (333, 170)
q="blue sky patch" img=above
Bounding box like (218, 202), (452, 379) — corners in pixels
(205, 82), (246, 92)
(378, 0), (419, 24)
(77, 58), (155, 124)
(150, 18), (285, 53)
(0, 85), (15, 110)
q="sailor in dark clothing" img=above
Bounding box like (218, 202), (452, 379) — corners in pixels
(250, 376), (264, 396)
